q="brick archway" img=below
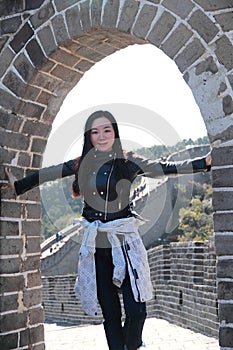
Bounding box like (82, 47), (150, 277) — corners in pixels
(1, 1), (233, 348)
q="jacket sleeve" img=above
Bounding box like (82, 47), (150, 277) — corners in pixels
(14, 159), (75, 195)
(127, 153), (210, 179)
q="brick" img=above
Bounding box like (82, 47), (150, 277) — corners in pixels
(175, 38), (205, 72)
(37, 25), (57, 57)
(102, 0), (120, 28)
(215, 35), (233, 71)
(32, 154), (43, 168)
(91, 0), (103, 27)
(2, 130), (30, 150)
(219, 326), (233, 347)
(31, 138), (47, 153)
(1, 16), (22, 34)
(215, 233), (233, 254)
(217, 259), (233, 278)
(148, 11), (176, 47)
(212, 168), (233, 188)
(117, 0), (139, 32)
(1, 201), (23, 218)
(0, 237), (23, 255)
(0, 110), (22, 131)
(14, 53), (35, 82)
(215, 12), (233, 32)
(133, 4), (157, 39)
(161, 23), (192, 58)
(51, 14), (69, 45)
(10, 22), (34, 53)
(0, 333), (18, 349)
(0, 293), (18, 312)
(0, 257), (21, 274)
(24, 204), (41, 220)
(25, 0), (45, 10)
(212, 146), (233, 167)
(0, 220), (19, 237)
(213, 191), (233, 211)
(22, 220), (41, 236)
(162, 0), (194, 19)
(0, 88), (19, 113)
(22, 255), (41, 272)
(65, 5), (83, 38)
(29, 306), (44, 325)
(50, 49), (79, 67)
(0, 275), (25, 293)
(195, 56), (218, 75)
(0, 0), (24, 16)
(23, 288), (42, 308)
(20, 324), (44, 347)
(1, 311), (28, 333)
(51, 64), (77, 81)
(18, 151), (32, 167)
(22, 120), (51, 138)
(219, 303), (233, 323)
(223, 95), (233, 116)
(26, 237), (41, 254)
(194, 0), (233, 11)
(54, 0), (77, 11)
(26, 38), (47, 69)
(27, 271), (42, 288)
(0, 47), (14, 77)
(79, 0), (91, 32)
(3, 70), (27, 97)
(30, 2), (55, 29)
(188, 10), (219, 43)
(147, 0), (160, 3)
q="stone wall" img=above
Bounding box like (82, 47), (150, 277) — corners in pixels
(1, 1), (233, 348)
(42, 241), (218, 338)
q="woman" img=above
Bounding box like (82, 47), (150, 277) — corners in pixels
(3, 110), (211, 350)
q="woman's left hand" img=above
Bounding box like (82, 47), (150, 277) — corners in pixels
(205, 152), (212, 167)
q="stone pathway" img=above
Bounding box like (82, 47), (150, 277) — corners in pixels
(44, 317), (219, 349)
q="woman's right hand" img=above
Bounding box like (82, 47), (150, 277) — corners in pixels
(1, 167), (17, 190)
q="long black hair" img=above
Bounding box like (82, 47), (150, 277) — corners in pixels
(72, 110), (128, 197)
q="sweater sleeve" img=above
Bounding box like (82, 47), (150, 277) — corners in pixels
(14, 159), (75, 195)
(127, 153), (210, 179)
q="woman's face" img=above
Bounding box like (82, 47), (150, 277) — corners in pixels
(90, 117), (115, 152)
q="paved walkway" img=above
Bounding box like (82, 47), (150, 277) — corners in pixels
(44, 318), (219, 349)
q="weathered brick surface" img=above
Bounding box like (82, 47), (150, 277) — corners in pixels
(188, 10), (219, 43)
(23, 288), (42, 308)
(148, 11), (176, 47)
(219, 327), (233, 347)
(0, 293), (18, 313)
(161, 23), (192, 58)
(219, 303), (233, 323)
(175, 38), (205, 72)
(20, 324), (44, 347)
(1, 2), (233, 348)
(102, 0), (120, 28)
(0, 333), (18, 349)
(117, 0), (139, 32)
(217, 259), (233, 278)
(162, 0), (194, 19)
(215, 234), (233, 255)
(132, 4), (157, 39)
(215, 35), (233, 71)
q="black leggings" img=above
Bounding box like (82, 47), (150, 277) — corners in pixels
(95, 243), (146, 350)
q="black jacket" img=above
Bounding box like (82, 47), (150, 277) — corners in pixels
(14, 151), (209, 222)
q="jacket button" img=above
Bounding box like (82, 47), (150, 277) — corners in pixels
(100, 191), (104, 195)
(93, 191), (96, 195)
(95, 213), (98, 216)
(99, 213), (102, 217)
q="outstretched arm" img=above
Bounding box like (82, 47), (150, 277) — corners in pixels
(2, 159), (76, 196)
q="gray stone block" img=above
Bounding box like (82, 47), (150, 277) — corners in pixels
(194, 0), (233, 11)
(219, 326), (233, 347)
(117, 0), (139, 32)
(175, 38), (205, 72)
(213, 191), (233, 211)
(148, 10), (176, 46)
(1, 15), (22, 34)
(91, 0), (103, 27)
(26, 38), (47, 69)
(52, 14), (69, 45)
(65, 5), (83, 38)
(37, 25), (57, 57)
(212, 168), (233, 188)
(102, 0), (120, 28)
(14, 53), (35, 82)
(133, 4), (157, 39)
(162, 0), (194, 19)
(29, 2), (55, 29)
(223, 95), (233, 116)
(217, 259), (233, 278)
(215, 233), (233, 254)
(3, 70), (26, 97)
(161, 23), (192, 58)
(215, 35), (233, 71)
(0, 47), (15, 78)
(80, 0), (91, 32)
(188, 10), (219, 43)
(10, 22), (33, 53)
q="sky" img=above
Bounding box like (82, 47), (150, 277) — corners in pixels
(43, 44), (207, 165)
